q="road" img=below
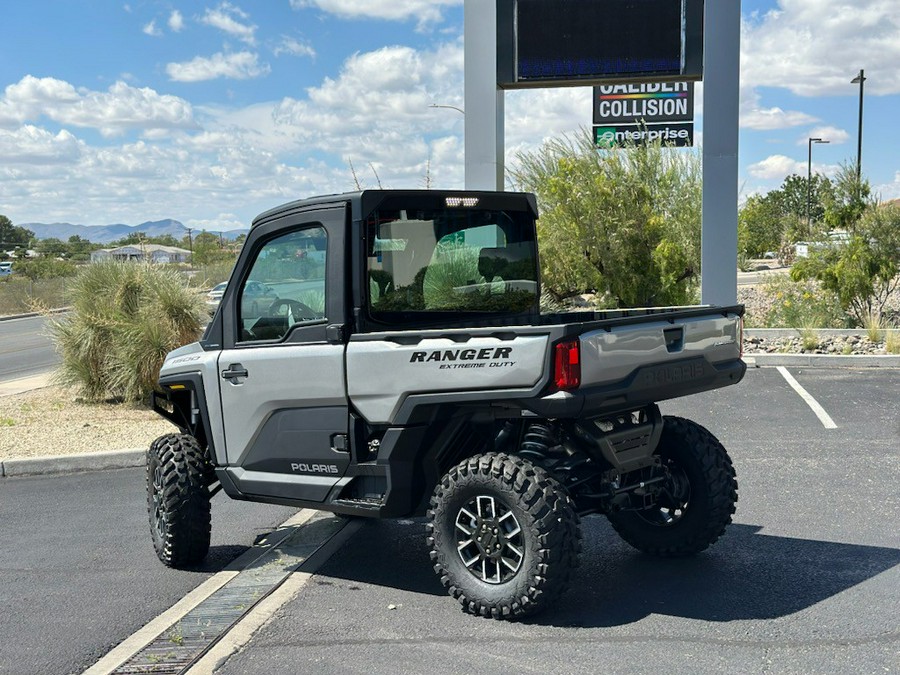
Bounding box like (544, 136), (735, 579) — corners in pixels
(0, 315), (59, 381)
(1, 367), (898, 674)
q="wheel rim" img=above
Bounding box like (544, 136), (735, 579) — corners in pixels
(636, 459), (691, 526)
(151, 465), (167, 538)
(455, 495), (524, 584)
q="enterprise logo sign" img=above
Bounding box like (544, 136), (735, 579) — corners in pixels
(594, 124), (694, 149)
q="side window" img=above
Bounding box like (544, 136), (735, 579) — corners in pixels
(238, 226), (327, 342)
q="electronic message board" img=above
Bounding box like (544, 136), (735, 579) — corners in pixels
(497, 0), (704, 89)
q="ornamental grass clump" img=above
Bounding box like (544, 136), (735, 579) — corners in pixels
(51, 261), (206, 403)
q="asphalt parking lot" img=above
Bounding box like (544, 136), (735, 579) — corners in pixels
(1, 366), (897, 674)
(215, 367), (900, 675)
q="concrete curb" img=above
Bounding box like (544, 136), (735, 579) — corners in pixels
(1, 448), (144, 478)
(745, 328), (900, 338)
(745, 354), (900, 368)
(0, 307), (70, 322)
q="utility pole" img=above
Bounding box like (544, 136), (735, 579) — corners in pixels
(185, 227), (194, 268)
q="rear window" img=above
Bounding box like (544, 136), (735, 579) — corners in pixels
(366, 208), (538, 324)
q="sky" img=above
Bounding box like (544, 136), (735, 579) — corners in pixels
(0, 0), (898, 232)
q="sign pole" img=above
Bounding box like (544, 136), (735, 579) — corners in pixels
(464, 0), (504, 191)
(700, 0), (741, 306)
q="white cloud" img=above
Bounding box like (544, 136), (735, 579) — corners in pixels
(742, 0), (900, 96)
(168, 10), (185, 32)
(741, 106), (819, 130)
(291, 0), (462, 29)
(201, 2), (257, 45)
(142, 19), (162, 36)
(748, 154), (840, 181)
(0, 126), (84, 165)
(875, 172), (900, 202)
(273, 37), (316, 59)
(0, 76), (196, 134)
(748, 155), (806, 179)
(166, 51), (270, 82)
(739, 86), (818, 130)
(185, 214), (247, 232)
(800, 126), (850, 145)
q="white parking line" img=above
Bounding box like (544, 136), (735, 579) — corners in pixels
(83, 509), (317, 675)
(776, 366), (838, 429)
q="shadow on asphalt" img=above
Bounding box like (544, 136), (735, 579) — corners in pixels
(314, 519), (900, 628)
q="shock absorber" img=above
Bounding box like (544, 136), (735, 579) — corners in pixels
(519, 422), (561, 462)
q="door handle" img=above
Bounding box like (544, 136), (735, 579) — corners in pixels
(221, 363), (249, 383)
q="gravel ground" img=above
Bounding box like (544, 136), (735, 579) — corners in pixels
(0, 385), (175, 460)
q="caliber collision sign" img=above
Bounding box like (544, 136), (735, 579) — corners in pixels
(593, 81), (694, 147)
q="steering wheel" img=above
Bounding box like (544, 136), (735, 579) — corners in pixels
(267, 298), (318, 323)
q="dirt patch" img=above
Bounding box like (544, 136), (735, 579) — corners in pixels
(0, 385), (175, 460)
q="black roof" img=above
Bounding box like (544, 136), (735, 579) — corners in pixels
(251, 189), (538, 229)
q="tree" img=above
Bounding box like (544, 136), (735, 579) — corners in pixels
(738, 194), (785, 258)
(67, 235), (98, 262)
(823, 163), (874, 233)
(792, 202), (900, 325)
(35, 237), (68, 258)
(510, 130), (701, 307)
(191, 231), (234, 266)
(0, 215), (35, 257)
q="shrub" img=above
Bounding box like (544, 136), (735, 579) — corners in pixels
(791, 203), (900, 326)
(50, 262), (206, 403)
(760, 275), (847, 329)
(510, 129), (701, 307)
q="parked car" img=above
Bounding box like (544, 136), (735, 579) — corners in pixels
(205, 280), (278, 317)
(0, 261), (13, 277)
(205, 282), (228, 309)
(240, 280), (278, 317)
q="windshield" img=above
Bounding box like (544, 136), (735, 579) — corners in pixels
(366, 207), (538, 324)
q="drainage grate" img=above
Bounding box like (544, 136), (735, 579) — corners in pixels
(112, 513), (346, 675)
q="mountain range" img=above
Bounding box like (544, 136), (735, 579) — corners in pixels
(20, 220), (248, 244)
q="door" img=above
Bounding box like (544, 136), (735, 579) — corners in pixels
(216, 206), (349, 503)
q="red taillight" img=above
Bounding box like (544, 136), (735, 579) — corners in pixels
(553, 339), (581, 390)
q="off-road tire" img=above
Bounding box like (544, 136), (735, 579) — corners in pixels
(147, 433), (212, 567)
(606, 416), (737, 557)
(426, 452), (581, 620)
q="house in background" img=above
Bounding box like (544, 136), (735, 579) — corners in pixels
(91, 244), (191, 264)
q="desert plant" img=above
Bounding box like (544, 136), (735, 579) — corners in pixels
(886, 330), (900, 355)
(791, 198), (899, 326)
(50, 261), (206, 403)
(760, 275), (847, 329)
(863, 310), (886, 344)
(510, 129), (701, 307)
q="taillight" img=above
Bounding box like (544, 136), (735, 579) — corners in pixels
(553, 339), (581, 390)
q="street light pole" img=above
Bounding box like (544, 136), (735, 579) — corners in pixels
(850, 69), (866, 183)
(807, 137), (829, 234)
(428, 103), (465, 116)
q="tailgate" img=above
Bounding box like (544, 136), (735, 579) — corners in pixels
(578, 311), (742, 389)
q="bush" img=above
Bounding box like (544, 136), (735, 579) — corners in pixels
(50, 262), (206, 403)
(759, 275), (848, 329)
(791, 203), (900, 326)
(510, 129), (701, 307)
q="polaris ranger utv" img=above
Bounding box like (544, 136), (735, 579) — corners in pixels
(148, 190), (745, 619)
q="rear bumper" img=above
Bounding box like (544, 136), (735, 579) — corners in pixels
(524, 357), (747, 419)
